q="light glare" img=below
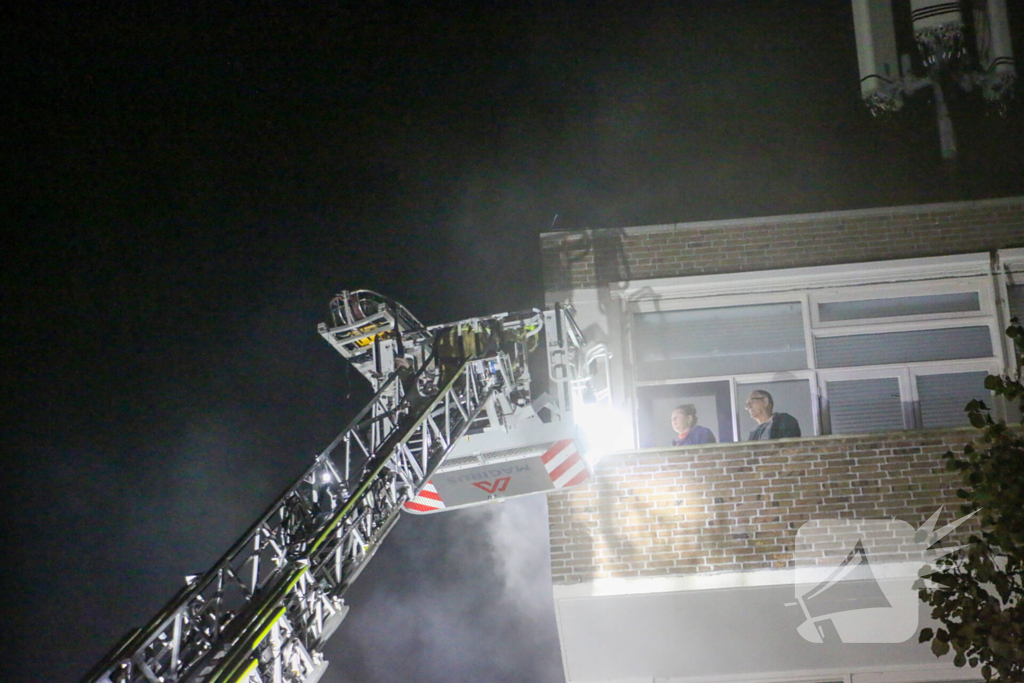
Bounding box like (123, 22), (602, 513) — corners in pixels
(574, 402), (630, 468)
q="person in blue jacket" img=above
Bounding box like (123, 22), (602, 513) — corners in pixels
(671, 404), (717, 446)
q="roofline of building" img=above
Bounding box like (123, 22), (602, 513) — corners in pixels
(539, 195), (1024, 239)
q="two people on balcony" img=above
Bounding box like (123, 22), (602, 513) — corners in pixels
(670, 390), (801, 446)
(744, 389), (801, 440)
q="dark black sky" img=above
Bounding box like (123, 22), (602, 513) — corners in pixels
(4, 2), (1023, 682)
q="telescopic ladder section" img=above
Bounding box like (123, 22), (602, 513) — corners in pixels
(83, 344), (504, 683)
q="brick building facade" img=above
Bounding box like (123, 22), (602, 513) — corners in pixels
(541, 197), (1024, 683)
(549, 429), (971, 585)
(542, 196), (1024, 292)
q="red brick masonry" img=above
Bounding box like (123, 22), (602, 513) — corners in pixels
(541, 197), (1024, 291)
(548, 429), (980, 584)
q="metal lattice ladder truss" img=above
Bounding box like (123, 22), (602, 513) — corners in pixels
(83, 343), (508, 683)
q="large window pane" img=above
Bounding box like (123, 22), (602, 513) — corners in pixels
(918, 371), (990, 428)
(815, 327), (992, 368)
(827, 377), (904, 434)
(636, 381), (733, 448)
(634, 303), (806, 381)
(818, 292), (980, 322)
(736, 380), (813, 441)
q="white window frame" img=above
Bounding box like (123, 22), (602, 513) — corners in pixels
(616, 252), (1015, 442)
(998, 247), (1024, 376)
(733, 371), (820, 440)
(911, 361), (1002, 429)
(818, 360), (999, 433)
(629, 293), (815, 442)
(818, 366), (914, 434)
(809, 277), (993, 329)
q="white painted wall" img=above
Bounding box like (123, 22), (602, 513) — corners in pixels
(553, 573), (980, 683)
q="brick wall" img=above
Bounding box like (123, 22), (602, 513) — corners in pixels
(548, 429), (979, 584)
(541, 197), (1024, 291)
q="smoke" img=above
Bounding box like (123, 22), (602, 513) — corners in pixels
(486, 494), (559, 618)
(323, 494), (564, 683)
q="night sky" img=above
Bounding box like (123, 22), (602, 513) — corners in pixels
(4, 2), (1024, 682)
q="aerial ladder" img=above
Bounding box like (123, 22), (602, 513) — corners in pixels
(82, 291), (610, 683)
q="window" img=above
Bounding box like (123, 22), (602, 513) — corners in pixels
(735, 379), (813, 440)
(636, 381), (732, 448)
(918, 371), (991, 428)
(625, 253), (1012, 446)
(826, 377), (904, 434)
(632, 298), (814, 444)
(633, 302), (805, 381)
(814, 326), (993, 368)
(1002, 250), (1024, 422)
(816, 291), (981, 323)
(1009, 283), (1024, 323)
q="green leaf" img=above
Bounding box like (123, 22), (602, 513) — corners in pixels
(915, 322), (1024, 676)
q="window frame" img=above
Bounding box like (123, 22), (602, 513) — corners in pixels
(999, 247), (1024, 376)
(619, 252), (1013, 443)
(808, 278), (993, 329)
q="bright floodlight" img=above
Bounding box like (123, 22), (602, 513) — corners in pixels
(574, 401), (631, 468)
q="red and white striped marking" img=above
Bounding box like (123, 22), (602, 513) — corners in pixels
(541, 439), (589, 489)
(404, 480), (445, 513)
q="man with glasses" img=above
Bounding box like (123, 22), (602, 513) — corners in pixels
(744, 390), (800, 440)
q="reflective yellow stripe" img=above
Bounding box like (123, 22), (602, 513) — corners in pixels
(285, 564), (309, 593)
(208, 565), (310, 683)
(253, 606), (286, 649)
(231, 657), (258, 683)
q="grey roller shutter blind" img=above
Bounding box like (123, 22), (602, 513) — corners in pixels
(827, 377), (904, 434)
(634, 302), (806, 381)
(918, 371), (990, 428)
(818, 292), (980, 322)
(815, 326), (992, 368)
(1009, 284), (1024, 322)
(1009, 284), (1024, 357)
